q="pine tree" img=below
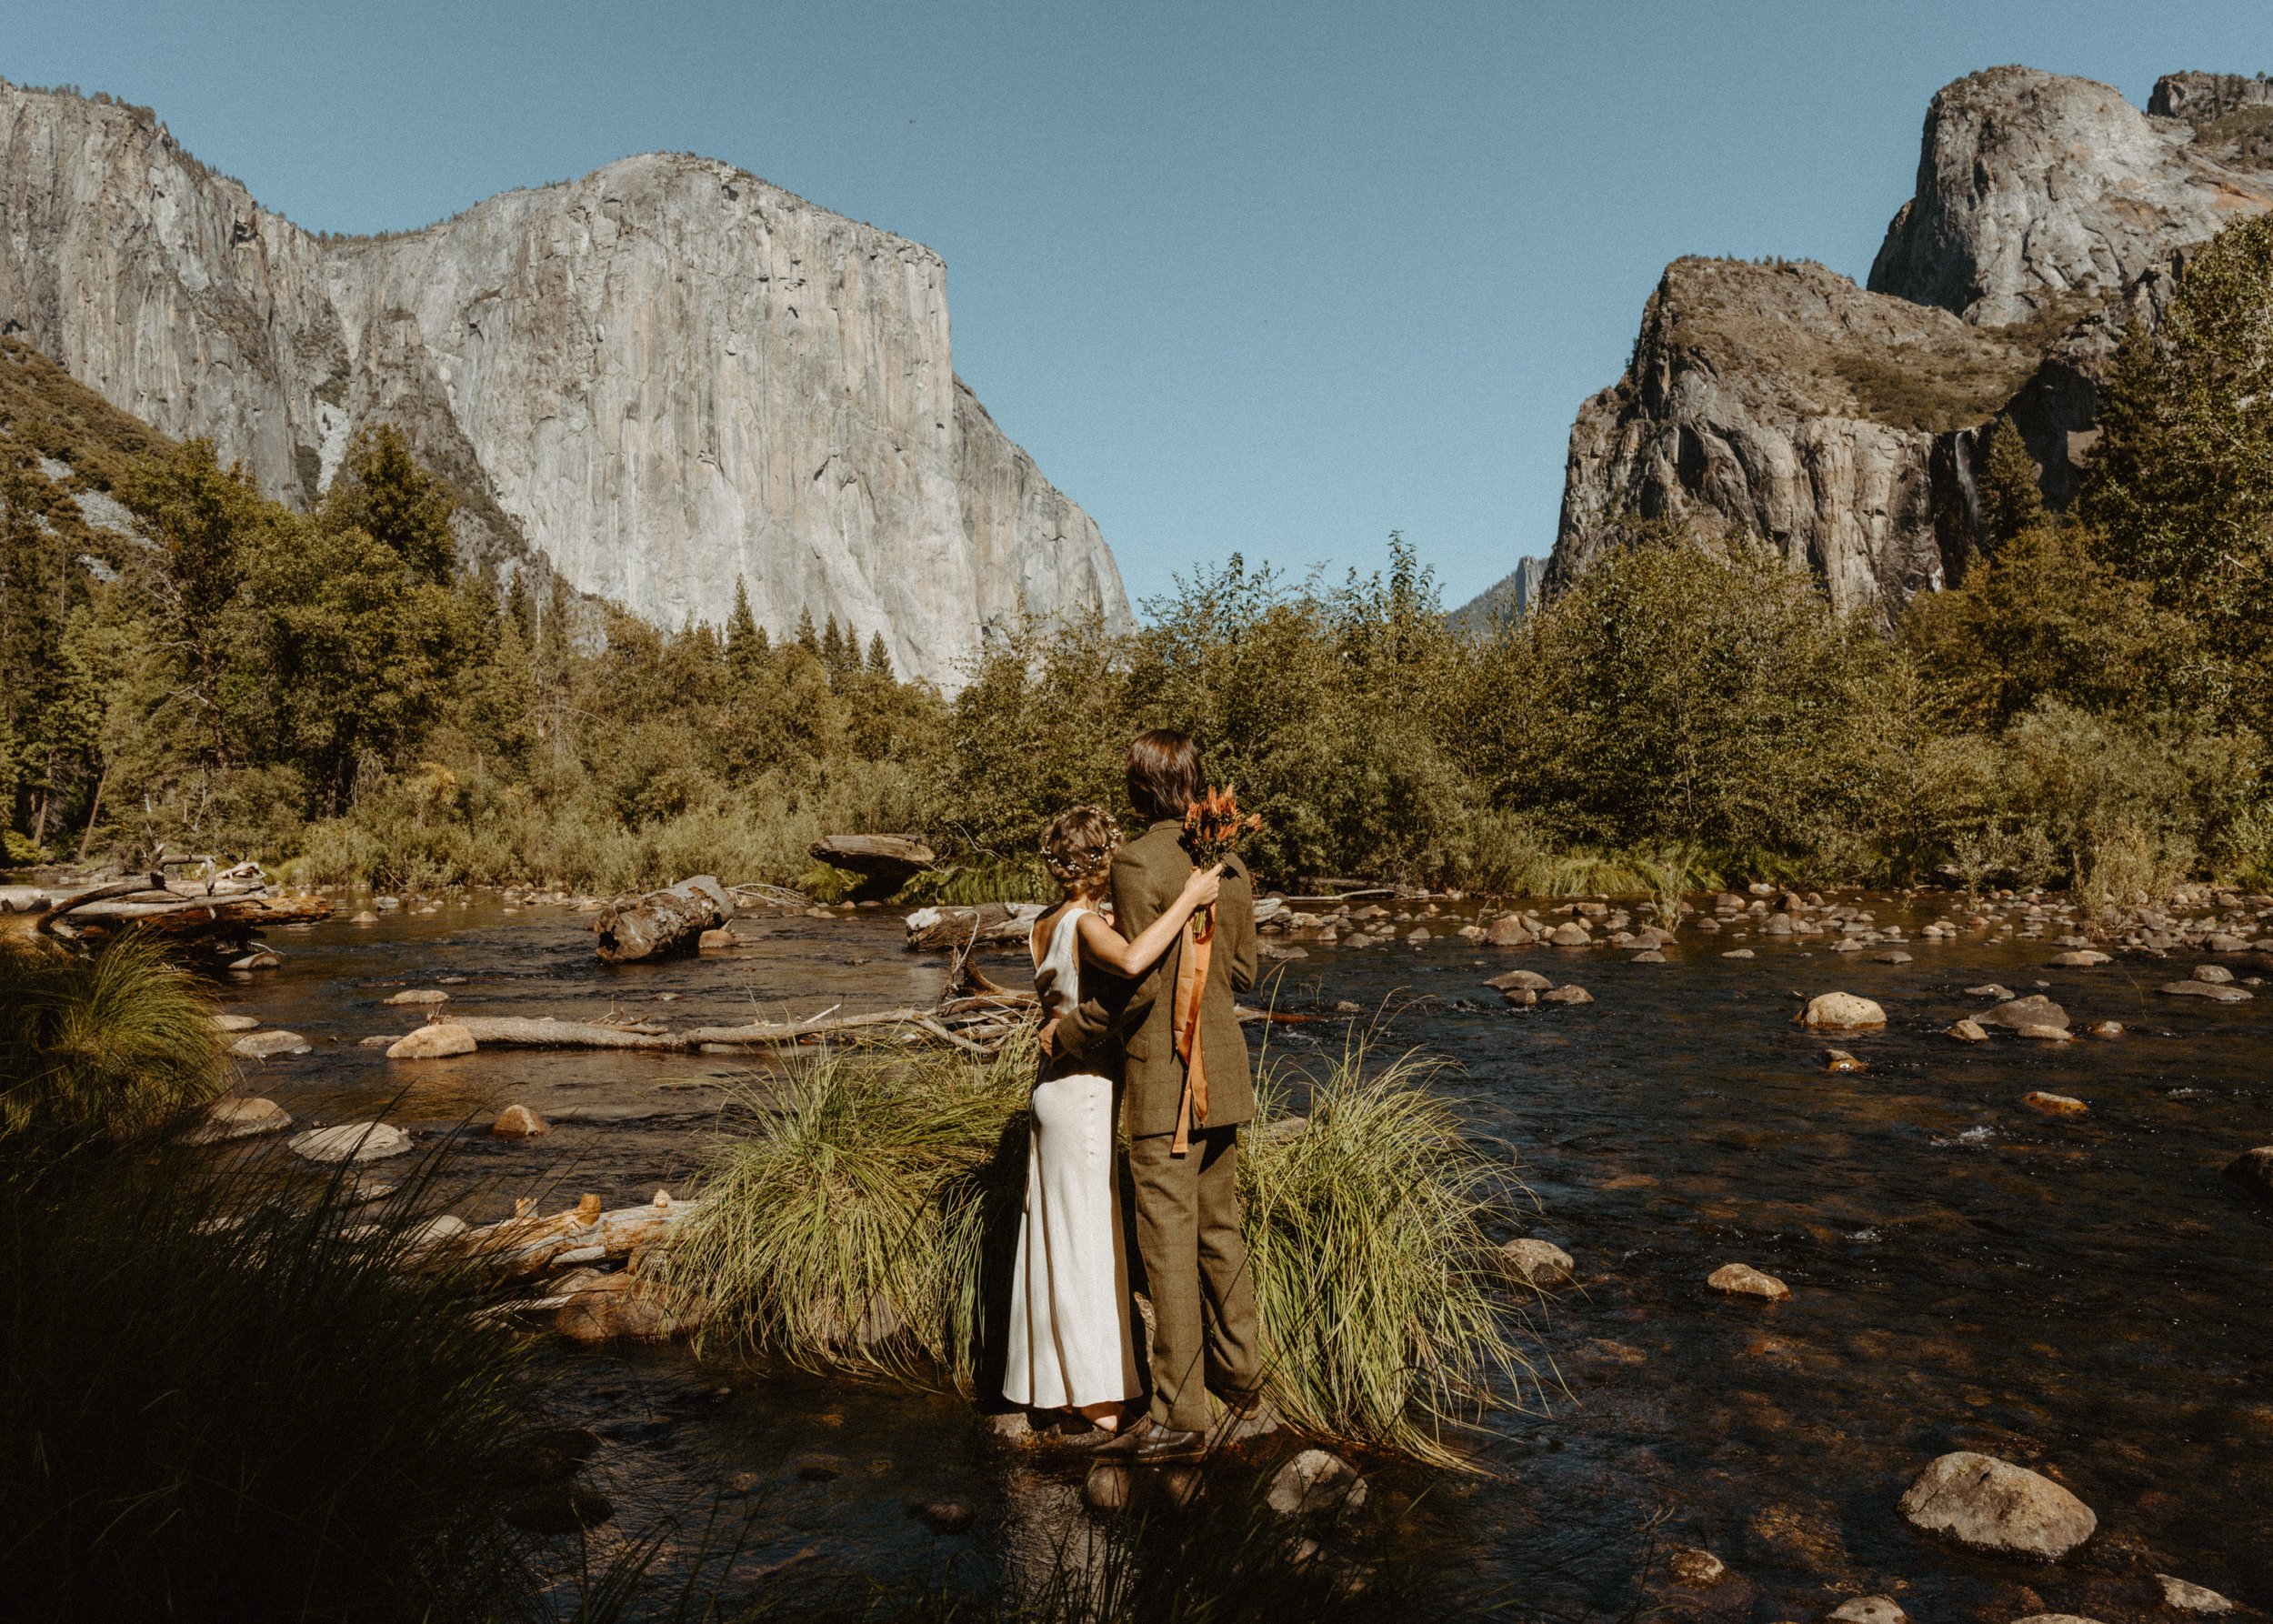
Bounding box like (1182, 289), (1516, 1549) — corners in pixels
(866, 631), (892, 679)
(796, 607), (819, 657)
(821, 615), (846, 674)
(1978, 416), (2047, 548)
(726, 576), (762, 685)
(320, 425), (457, 584)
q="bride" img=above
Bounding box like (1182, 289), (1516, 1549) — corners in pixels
(1003, 806), (1222, 1433)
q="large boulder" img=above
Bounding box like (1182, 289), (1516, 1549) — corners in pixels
(231, 1029), (311, 1059)
(1897, 1450), (2096, 1559)
(1975, 994), (2069, 1030)
(553, 1271), (705, 1343)
(1800, 992), (1885, 1030)
(185, 1096), (293, 1143)
(1263, 1449), (1368, 1516)
(289, 1122), (415, 1164)
(2225, 1146), (2273, 1198)
(2161, 979), (2252, 1003)
(1707, 1263), (1790, 1300)
(1494, 1238), (1576, 1288)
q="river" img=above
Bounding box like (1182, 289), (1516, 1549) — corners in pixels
(212, 892), (2271, 1620)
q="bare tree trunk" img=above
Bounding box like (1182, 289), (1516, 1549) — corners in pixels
(75, 759), (109, 863)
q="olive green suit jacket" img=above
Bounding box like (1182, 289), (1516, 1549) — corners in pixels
(1056, 819), (1258, 1138)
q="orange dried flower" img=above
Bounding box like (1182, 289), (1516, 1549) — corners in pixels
(1181, 784), (1264, 867)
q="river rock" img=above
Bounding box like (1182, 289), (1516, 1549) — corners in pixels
(1873, 949), (1912, 964)
(1665, 1548), (1727, 1587)
(1801, 992), (1886, 1030)
(1976, 994), (2069, 1030)
(2023, 1091), (2087, 1115)
(1495, 1238), (1576, 1288)
(2015, 1024), (2071, 1042)
(1823, 1048), (1867, 1073)
(1547, 921), (1592, 947)
(1085, 1462), (1131, 1512)
(1707, 1263), (1790, 1300)
(1485, 916), (1536, 946)
(492, 1104), (549, 1139)
(1897, 1450), (2097, 1559)
(211, 1013), (261, 1032)
(384, 988), (449, 1006)
(186, 1096), (293, 1142)
(228, 950), (281, 971)
(386, 1022), (476, 1059)
(1264, 1449), (1368, 1516)
(2190, 964), (2236, 984)
(1947, 1018), (1988, 1042)
(2225, 1146), (2273, 1198)
(1487, 969), (1553, 993)
(1722, 947), (1756, 958)
(1826, 1599), (1907, 1624)
(2011, 1617), (2104, 1624)
(2049, 949), (2111, 967)
(231, 1029), (310, 1059)
(2161, 979), (2252, 1002)
(554, 1271), (705, 1343)
(289, 1121), (414, 1164)
(1500, 987), (1537, 1007)
(2156, 1574), (2237, 1615)
(697, 927), (738, 952)
(2087, 1019), (2123, 1038)
(1967, 983), (2015, 999)
(351, 910), (379, 924)
(1540, 985), (1594, 1006)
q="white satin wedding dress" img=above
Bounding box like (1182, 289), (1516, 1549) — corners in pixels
(1001, 903), (1141, 1412)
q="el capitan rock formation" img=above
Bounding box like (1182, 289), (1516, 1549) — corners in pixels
(1541, 66), (2273, 618)
(0, 80), (1130, 685)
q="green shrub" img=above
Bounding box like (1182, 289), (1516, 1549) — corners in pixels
(0, 934), (225, 1149)
(0, 1153), (541, 1622)
(1241, 1046), (1536, 1465)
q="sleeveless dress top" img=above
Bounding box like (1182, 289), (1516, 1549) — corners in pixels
(1000, 905), (1140, 1409)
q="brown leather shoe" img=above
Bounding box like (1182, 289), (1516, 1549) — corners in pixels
(1088, 1420), (1207, 1462)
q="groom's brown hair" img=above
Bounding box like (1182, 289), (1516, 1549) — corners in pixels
(1126, 729), (1205, 823)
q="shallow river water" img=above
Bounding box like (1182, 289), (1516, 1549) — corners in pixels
(215, 895), (2271, 1620)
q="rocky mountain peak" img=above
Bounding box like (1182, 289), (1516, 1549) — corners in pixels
(1867, 65), (2273, 326)
(1541, 63), (2273, 627)
(0, 78), (1131, 687)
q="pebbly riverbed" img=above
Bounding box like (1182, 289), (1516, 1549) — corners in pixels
(200, 888), (2271, 1620)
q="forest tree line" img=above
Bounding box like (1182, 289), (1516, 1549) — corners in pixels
(7, 217), (2273, 903)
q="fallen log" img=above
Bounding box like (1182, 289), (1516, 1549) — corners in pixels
(809, 833), (936, 886)
(453, 1018), (686, 1050)
(456, 1190), (701, 1280)
(904, 902), (1043, 953)
(595, 875), (732, 963)
(37, 877), (331, 940)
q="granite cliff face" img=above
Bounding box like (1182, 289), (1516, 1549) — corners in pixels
(1544, 65), (2273, 619)
(0, 82), (1131, 685)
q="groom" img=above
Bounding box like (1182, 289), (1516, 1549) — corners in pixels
(1046, 728), (1263, 1462)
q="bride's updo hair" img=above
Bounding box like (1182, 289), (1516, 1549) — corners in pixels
(1040, 806), (1122, 891)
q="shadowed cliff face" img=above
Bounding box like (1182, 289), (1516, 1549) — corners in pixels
(1541, 65), (2273, 624)
(0, 83), (1131, 687)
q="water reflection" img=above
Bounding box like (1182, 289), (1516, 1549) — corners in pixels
(216, 898), (2271, 1616)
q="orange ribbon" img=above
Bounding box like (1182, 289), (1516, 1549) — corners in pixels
(1170, 905), (1215, 1156)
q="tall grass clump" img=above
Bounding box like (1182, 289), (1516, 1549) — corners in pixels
(0, 1152), (544, 1622)
(0, 932), (225, 1148)
(674, 1031), (1535, 1466)
(1241, 1046), (1535, 1466)
(664, 1036), (1032, 1385)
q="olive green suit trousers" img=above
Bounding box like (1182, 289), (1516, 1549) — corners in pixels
(1056, 819), (1262, 1429)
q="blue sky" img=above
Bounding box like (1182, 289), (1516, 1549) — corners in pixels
(6, 1), (2272, 610)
